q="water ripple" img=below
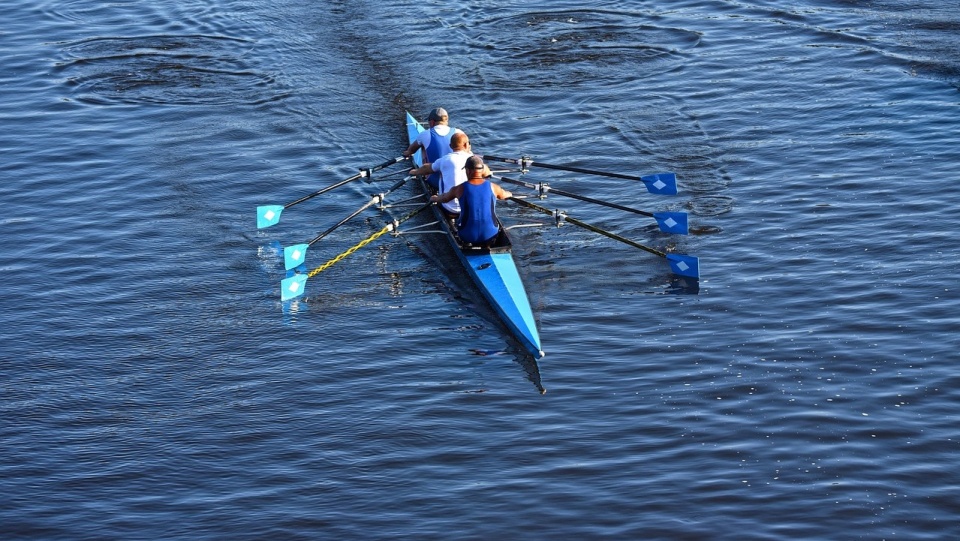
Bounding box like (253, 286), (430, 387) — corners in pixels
(54, 34), (285, 106)
(482, 9), (699, 85)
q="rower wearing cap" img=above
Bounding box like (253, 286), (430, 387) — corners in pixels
(431, 155), (512, 246)
(402, 107), (464, 189)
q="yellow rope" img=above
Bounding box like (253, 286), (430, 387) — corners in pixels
(303, 202), (430, 278)
(307, 225), (390, 278)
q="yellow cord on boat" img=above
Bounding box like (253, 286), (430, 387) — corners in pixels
(306, 226), (391, 278)
(304, 202), (430, 278)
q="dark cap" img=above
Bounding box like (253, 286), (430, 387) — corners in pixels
(463, 155), (485, 170)
(428, 107), (448, 121)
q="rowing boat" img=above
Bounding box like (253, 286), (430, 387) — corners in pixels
(405, 112), (544, 359)
(269, 115), (697, 361)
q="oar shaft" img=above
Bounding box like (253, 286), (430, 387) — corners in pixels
(497, 175), (654, 218)
(308, 199), (377, 247)
(308, 202), (431, 277)
(508, 197), (666, 257)
(485, 154), (638, 181)
(286, 172), (362, 208)
(565, 216), (664, 257)
(286, 156), (405, 209)
(306, 175), (412, 247)
(282, 202), (432, 301)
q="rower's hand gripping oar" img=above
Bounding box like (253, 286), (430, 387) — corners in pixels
(283, 176), (412, 270)
(493, 175), (688, 235)
(481, 154), (678, 196)
(508, 197), (700, 279)
(257, 156), (406, 229)
(280, 202), (432, 301)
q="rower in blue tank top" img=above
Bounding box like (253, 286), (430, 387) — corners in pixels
(431, 155), (513, 245)
(401, 107), (463, 189)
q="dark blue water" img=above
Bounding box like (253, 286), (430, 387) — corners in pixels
(3, 0), (959, 538)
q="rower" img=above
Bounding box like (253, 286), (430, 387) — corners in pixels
(410, 131), (473, 219)
(402, 107), (463, 189)
(431, 156), (512, 246)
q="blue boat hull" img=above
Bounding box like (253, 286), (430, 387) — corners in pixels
(405, 112), (544, 358)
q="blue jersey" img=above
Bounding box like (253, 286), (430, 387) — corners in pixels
(425, 127), (456, 189)
(456, 181), (500, 244)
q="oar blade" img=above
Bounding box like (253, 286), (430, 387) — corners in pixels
(283, 243), (309, 270)
(257, 205), (285, 229)
(666, 254), (700, 279)
(653, 211), (688, 235)
(639, 172), (678, 196)
(280, 274), (308, 301)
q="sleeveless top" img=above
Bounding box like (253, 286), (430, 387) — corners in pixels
(456, 181), (500, 244)
(425, 127), (457, 187)
(434, 151), (470, 214)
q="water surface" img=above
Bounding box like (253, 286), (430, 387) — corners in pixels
(2, 0), (959, 538)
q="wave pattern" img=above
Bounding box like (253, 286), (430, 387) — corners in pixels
(55, 35), (283, 106)
(472, 10), (700, 87)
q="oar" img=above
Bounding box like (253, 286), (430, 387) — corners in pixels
(283, 176), (412, 270)
(493, 175), (687, 235)
(281, 202), (432, 301)
(257, 156), (406, 228)
(508, 197), (700, 279)
(481, 154), (678, 195)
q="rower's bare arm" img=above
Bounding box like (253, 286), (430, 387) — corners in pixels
(402, 141), (422, 157)
(432, 184), (464, 204)
(410, 162), (434, 176)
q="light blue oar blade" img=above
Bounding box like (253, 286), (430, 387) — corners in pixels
(639, 172), (678, 196)
(283, 243), (309, 270)
(280, 274), (308, 301)
(653, 211), (688, 235)
(666, 254), (700, 279)
(257, 205), (285, 229)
